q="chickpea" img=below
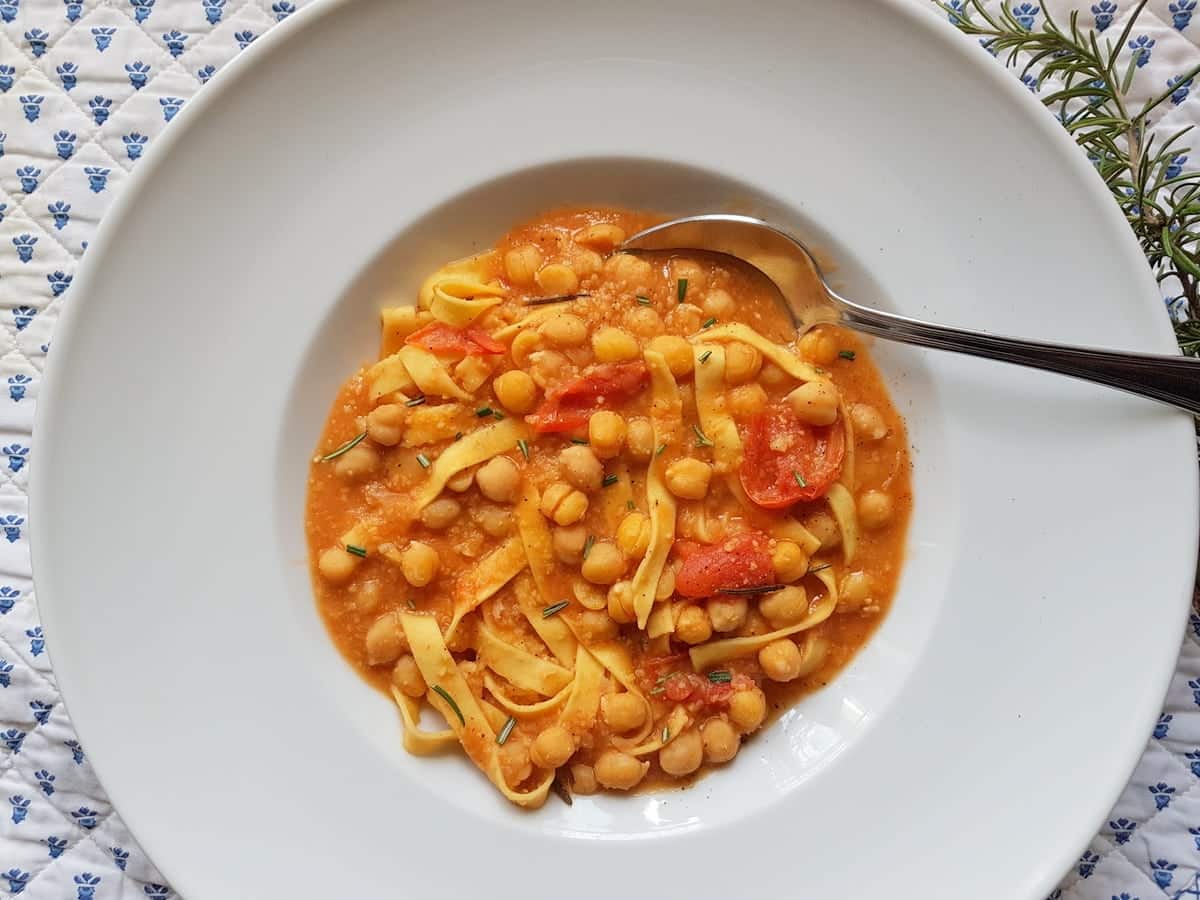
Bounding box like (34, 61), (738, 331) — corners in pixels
(759, 638), (804, 682)
(723, 342), (762, 385)
(665, 458), (712, 500)
(669, 303), (704, 335)
(624, 306), (664, 338)
(594, 749), (648, 790)
(601, 692), (647, 733)
(701, 717), (740, 764)
(759, 362), (789, 388)
(510, 331), (540, 369)
(539, 313), (589, 348)
(804, 510), (842, 550)
(588, 410), (627, 459)
(607, 581), (636, 624)
(559, 444), (604, 492)
(474, 505), (512, 538)
(771, 540), (810, 583)
(498, 739), (533, 788)
(582, 540), (625, 585)
(728, 686), (767, 733)
(535, 263), (579, 296)
(573, 249), (604, 278)
(420, 497), (462, 530)
(400, 541), (440, 587)
(676, 605), (713, 645)
(575, 223), (626, 252)
(477, 456), (521, 503)
(530, 725), (575, 769)
(659, 728), (703, 777)
(552, 524), (588, 565)
(758, 585), (808, 628)
(706, 595), (748, 633)
(702, 288), (735, 319)
(647, 335), (694, 378)
(726, 383), (768, 419)
(572, 578), (608, 611)
(615, 511), (651, 558)
(786, 380), (840, 426)
(591, 326), (640, 364)
(840, 571), (874, 612)
(493, 370), (538, 414)
(318, 546), (360, 583)
(656, 566), (676, 600)
(446, 468), (475, 493)
(540, 482), (589, 526)
(604, 252), (654, 288)
(799, 328), (838, 366)
(391, 654), (426, 698)
(569, 763), (598, 795)
(625, 418), (654, 461)
(504, 244), (543, 286)
(365, 612), (407, 665)
(850, 403), (887, 441)
(335, 443), (379, 479)
(859, 490), (894, 529)
(366, 404), (404, 446)
(528, 349), (570, 390)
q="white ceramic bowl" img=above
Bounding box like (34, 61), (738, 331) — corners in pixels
(31, 1), (1199, 897)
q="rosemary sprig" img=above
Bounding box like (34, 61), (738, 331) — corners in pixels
(405, 395), (426, 408)
(719, 583), (785, 596)
(693, 425), (714, 448)
(542, 600), (570, 618)
(319, 431), (366, 462)
(525, 292), (591, 306)
(431, 685), (465, 726)
(497, 716), (516, 745)
(517, 438), (530, 460)
(344, 544), (367, 558)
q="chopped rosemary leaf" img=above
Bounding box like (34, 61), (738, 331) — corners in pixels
(636, 295), (652, 306)
(718, 583), (786, 596)
(582, 535), (596, 560)
(693, 425), (714, 448)
(655, 443), (667, 457)
(431, 685), (465, 726)
(405, 395), (426, 407)
(517, 439), (531, 460)
(475, 406), (493, 418)
(701, 317), (717, 329)
(492, 410), (505, 420)
(793, 470), (808, 488)
(676, 278), (688, 303)
(806, 563), (832, 575)
(525, 292), (591, 307)
(542, 600), (570, 618)
(570, 437), (589, 445)
(698, 350), (712, 364)
(406, 598), (416, 610)
(626, 499), (636, 510)
(319, 431), (367, 462)
(838, 349), (856, 361)
(454, 432), (464, 441)
(496, 716), (516, 745)
(661, 726), (671, 743)
(602, 473), (619, 487)
(649, 685), (666, 696)
(707, 670), (733, 684)
(344, 544), (367, 558)
(416, 453), (431, 469)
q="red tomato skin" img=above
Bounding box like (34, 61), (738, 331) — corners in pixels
(404, 322), (505, 356)
(738, 405), (845, 508)
(527, 362), (649, 433)
(675, 532), (775, 598)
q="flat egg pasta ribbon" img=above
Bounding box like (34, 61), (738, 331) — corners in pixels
(400, 611), (554, 809)
(632, 350), (680, 629)
(366, 351), (419, 404)
(397, 345), (472, 401)
(445, 536), (528, 639)
(692, 343), (743, 473)
(416, 417), (531, 509)
(483, 672), (572, 719)
(690, 322), (825, 384)
(514, 486), (579, 665)
(626, 705), (692, 757)
(557, 646), (603, 736)
(418, 252), (507, 327)
(585, 641), (657, 750)
(825, 482), (858, 565)
(476, 623), (574, 696)
(722, 474), (822, 556)
(491, 307), (558, 341)
(598, 461), (635, 533)
(687, 568), (840, 670)
(839, 396), (856, 491)
(389, 687), (458, 755)
(380, 306), (433, 358)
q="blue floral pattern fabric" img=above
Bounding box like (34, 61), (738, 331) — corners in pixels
(0, 0), (1193, 896)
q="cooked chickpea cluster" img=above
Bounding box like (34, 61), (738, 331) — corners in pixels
(307, 209), (909, 805)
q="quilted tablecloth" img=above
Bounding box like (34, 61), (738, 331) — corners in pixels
(0, 0), (1197, 897)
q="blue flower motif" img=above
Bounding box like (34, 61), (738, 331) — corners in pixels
(235, 29), (257, 50)
(30, 700), (51, 725)
(123, 132), (148, 160)
(53, 130), (77, 161)
(160, 96), (184, 122)
(1, 728), (26, 753)
(48, 201), (71, 231)
(3, 868), (29, 894)
(71, 806), (99, 829)
(16, 166), (40, 194)
(64, 0), (81, 21)
(0, 201), (5, 220)
(109, 847), (128, 870)
(25, 625), (42, 654)
(1013, 2), (1040, 30)
(9, 794), (29, 824)
(3, 445), (28, 474)
(84, 167), (110, 194)
(1092, 1), (1117, 31)
(19, 95), (43, 123)
(3, 514), (28, 542)
(46, 836), (67, 858)
(0, 1), (18, 24)
(1171, 0), (1196, 30)
(1129, 34), (1155, 67)
(203, 0), (225, 24)
(144, 885), (170, 900)
(48, 271), (72, 297)
(92, 26), (116, 52)
(24, 29), (49, 57)
(1155, 712), (1173, 738)
(8, 375), (31, 402)
(34, 769), (55, 795)
(125, 61), (151, 90)
(0, 134), (5, 159)
(12, 235), (37, 264)
(1151, 858), (1177, 889)
(57, 61), (78, 91)
(1078, 849), (1099, 878)
(75, 873), (101, 900)
(0, 586), (20, 613)
(162, 29), (187, 56)
(130, 0), (153, 22)
(0, 65), (13, 92)
(272, 1), (295, 19)
(0, 659), (12, 687)
(1168, 154), (1189, 179)
(1021, 72), (1039, 92)
(89, 95), (112, 126)
(64, 739), (84, 764)
(197, 63), (216, 83)
(1112, 894), (1139, 900)
(1109, 816), (1136, 844)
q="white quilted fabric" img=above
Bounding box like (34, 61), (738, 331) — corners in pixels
(0, 0), (1194, 897)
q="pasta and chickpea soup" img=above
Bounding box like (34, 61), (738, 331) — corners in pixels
(306, 208), (911, 807)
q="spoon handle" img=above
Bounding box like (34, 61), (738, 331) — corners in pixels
(839, 303), (1200, 416)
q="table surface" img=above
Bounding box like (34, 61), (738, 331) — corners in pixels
(0, 1), (1197, 897)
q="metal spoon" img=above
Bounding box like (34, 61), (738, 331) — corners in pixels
(622, 213), (1200, 415)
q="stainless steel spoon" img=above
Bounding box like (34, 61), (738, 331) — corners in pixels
(622, 213), (1200, 415)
